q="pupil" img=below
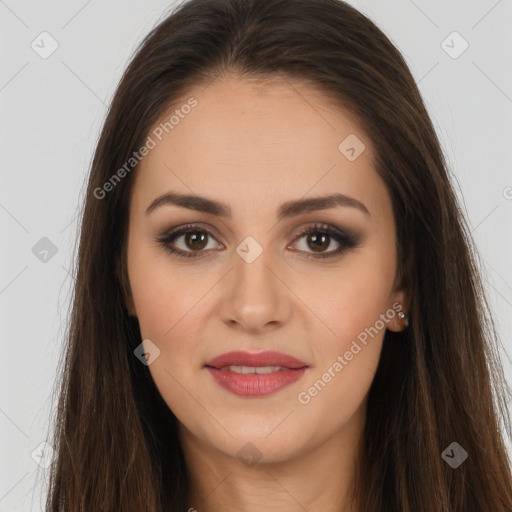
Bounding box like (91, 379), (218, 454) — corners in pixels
(309, 233), (329, 252)
(186, 232), (207, 250)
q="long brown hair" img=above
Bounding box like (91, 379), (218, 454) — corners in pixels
(44, 0), (512, 510)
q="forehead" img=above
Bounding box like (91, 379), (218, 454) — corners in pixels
(131, 75), (390, 221)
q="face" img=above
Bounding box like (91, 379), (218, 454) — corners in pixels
(125, 75), (407, 464)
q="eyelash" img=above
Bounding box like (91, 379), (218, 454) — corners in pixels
(156, 223), (360, 260)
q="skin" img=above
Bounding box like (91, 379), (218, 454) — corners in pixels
(125, 74), (408, 512)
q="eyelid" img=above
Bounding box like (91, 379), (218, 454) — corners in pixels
(162, 222), (225, 243)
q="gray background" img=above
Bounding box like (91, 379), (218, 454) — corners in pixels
(1, 0), (511, 510)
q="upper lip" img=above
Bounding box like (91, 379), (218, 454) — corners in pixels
(204, 350), (309, 369)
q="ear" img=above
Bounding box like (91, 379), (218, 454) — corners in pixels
(386, 288), (410, 332)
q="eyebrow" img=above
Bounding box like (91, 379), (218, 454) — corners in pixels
(145, 191), (370, 219)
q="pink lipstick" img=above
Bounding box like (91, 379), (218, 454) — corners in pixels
(204, 350), (309, 397)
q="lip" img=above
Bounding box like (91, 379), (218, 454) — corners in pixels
(204, 350), (309, 398)
(204, 350), (309, 370)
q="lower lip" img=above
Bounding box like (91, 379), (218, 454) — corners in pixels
(205, 366), (308, 397)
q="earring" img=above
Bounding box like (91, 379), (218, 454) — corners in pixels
(397, 310), (409, 328)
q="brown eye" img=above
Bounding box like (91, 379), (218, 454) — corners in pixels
(157, 222), (360, 261)
(156, 225), (223, 259)
(306, 232), (331, 252)
(293, 227), (341, 255)
(289, 223), (360, 260)
(184, 231), (209, 251)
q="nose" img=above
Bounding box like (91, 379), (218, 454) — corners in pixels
(217, 244), (293, 334)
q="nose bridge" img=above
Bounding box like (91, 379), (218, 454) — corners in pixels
(218, 236), (290, 330)
(235, 239), (273, 294)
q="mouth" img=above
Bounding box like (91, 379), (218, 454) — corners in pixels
(204, 350), (309, 370)
(203, 350), (309, 397)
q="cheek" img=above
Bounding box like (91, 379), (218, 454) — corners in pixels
(127, 240), (200, 339)
(127, 242), (210, 390)
(294, 255), (395, 402)
(295, 256), (395, 345)
(295, 287), (388, 431)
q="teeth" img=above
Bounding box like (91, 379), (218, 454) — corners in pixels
(220, 365), (285, 374)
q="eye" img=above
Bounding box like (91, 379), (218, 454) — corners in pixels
(156, 223), (360, 260)
(156, 224), (223, 259)
(288, 223), (360, 259)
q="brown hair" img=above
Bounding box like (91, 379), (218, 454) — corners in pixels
(44, 0), (512, 510)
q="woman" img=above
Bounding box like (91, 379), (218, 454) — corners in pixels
(44, 0), (512, 510)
